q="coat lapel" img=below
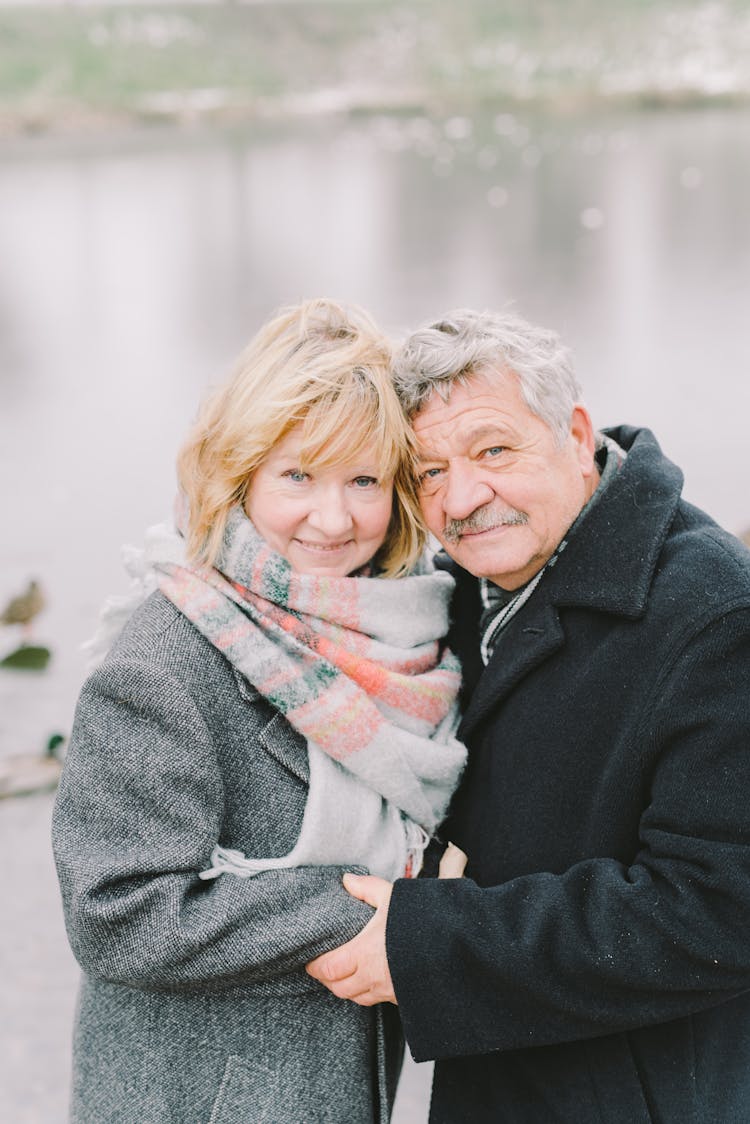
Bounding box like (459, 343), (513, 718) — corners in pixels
(233, 670), (310, 785)
(258, 715), (310, 786)
(459, 599), (564, 742)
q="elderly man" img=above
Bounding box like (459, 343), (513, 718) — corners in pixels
(307, 309), (750, 1123)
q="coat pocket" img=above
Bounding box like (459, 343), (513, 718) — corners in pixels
(208, 1054), (278, 1124)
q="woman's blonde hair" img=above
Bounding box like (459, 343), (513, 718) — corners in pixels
(177, 298), (425, 576)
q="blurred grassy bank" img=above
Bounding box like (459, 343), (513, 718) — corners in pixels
(1, 0), (750, 136)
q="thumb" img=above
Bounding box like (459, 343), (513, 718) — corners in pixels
(342, 872), (392, 909)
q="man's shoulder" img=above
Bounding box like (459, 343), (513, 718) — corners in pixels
(660, 499), (750, 605)
(598, 424), (750, 607)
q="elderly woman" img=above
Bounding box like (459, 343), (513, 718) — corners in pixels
(52, 299), (465, 1124)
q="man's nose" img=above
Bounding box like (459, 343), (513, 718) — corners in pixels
(442, 462), (495, 521)
(308, 487), (354, 535)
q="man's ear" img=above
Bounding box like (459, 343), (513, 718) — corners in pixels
(569, 405), (597, 478)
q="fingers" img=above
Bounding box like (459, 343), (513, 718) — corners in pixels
(438, 841), (468, 878)
(312, 970), (384, 1006)
(342, 872), (392, 908)
(305, 949), (382, 1005)
(307, 931), (396, 1006)
(307, 945), (357, 985)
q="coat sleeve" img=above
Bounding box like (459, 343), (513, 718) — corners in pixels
(386, 607), (750, 1061)
(52, 658), (373, 994)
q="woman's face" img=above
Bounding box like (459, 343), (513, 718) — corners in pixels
(245, 427), (394, 576)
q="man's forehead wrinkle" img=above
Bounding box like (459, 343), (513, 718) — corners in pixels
(414, 404), (517, 457)
(461, 422), (512, 444)
(417, 424), (505, 456)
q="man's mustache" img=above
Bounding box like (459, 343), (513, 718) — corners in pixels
(442, 506), (528, 545)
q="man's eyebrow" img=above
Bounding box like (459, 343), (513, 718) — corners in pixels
(416, 424), (509, 462)
(416, 449), (445, 465)
(463, 424), (509, 445)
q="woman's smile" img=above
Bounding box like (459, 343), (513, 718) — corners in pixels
(295, 537), (353, 551)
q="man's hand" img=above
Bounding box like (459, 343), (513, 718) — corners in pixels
(306, 873), (397, 1006)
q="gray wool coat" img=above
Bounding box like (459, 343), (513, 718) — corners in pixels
(52, 592), (403, 1124)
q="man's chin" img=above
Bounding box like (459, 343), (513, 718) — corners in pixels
(440, 538), (533, 590)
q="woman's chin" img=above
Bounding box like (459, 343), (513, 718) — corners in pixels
(292, 559), (356, 577)
(288, 540), (374, 577)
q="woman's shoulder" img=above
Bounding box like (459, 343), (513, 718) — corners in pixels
(99, 591), (230, 689)
(70, 592), (274, 770)
(101, 590), (186, 659)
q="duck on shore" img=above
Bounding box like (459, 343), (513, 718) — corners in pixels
(1, 579), (46, 640)
(0, 734), (65, 799)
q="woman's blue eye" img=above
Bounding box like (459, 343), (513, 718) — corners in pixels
(285, 470), (309, 483)
(352, 476), (378, 488)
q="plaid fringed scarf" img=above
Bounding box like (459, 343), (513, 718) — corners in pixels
(149, 506), (466, 881)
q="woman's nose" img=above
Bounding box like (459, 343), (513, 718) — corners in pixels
(442, 463), (495, 521)
(307, 488), (354, 536)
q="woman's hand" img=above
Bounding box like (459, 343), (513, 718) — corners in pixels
(438, 841), (468, 878)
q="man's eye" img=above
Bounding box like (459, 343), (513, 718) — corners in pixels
(418, 467), (444, 490)
(482, 446), (504, 458)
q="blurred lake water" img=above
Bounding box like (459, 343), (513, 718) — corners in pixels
(2, 106), (749, 737)
(1, 103), (749, 1120)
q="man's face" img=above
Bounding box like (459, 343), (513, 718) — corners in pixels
(412, 369), (598, 590)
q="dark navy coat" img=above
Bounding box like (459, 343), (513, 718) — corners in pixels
(387, 427), (750, 1123)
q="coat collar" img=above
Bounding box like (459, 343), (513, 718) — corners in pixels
(456, 426), (684, 740)
(542, 425), (683, 617)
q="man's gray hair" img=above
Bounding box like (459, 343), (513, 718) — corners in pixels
(392, 309), (583, 446)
